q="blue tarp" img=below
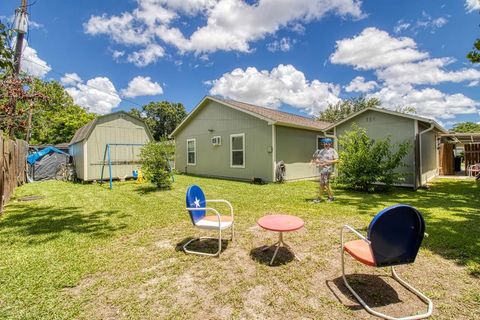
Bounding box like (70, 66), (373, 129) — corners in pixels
(27, 147), (68, 165)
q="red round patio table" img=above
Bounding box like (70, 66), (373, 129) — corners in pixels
(257, 214), (304, 265)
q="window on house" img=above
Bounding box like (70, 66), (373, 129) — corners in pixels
(230, 133), (245, 168)
(187, 139), (196, 165)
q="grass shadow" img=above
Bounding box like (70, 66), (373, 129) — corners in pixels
(250, 245), (295, 267)
(0, 204), (127, 245)
(176, 237), (230, 255)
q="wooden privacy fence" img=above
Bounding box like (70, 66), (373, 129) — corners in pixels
(0, 133), (28, 214)
(465, 143), (480, 174)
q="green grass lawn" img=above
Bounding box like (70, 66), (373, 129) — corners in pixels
(0, 176), (478, 319)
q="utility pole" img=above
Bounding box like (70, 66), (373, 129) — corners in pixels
(8, 0), (28, 138)
(13, 0), (28, 76)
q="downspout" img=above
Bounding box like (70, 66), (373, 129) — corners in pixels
(271, 123), (276, 182)
(418, 122), (435, 187)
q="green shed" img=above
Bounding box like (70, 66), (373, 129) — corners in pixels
(69, 111), (153, 181)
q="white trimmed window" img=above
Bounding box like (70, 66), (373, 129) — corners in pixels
(187, 139), (196, 165)
(316, 135), (323, 150)
(230, 133), (245, 168)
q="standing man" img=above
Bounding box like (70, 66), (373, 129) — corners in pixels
(311, 138), (339, 202)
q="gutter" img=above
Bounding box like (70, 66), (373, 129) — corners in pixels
(418, 122), (435, 187)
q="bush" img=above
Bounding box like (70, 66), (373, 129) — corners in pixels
(140, 140), (175, 189)
(337, 124), (410, 191)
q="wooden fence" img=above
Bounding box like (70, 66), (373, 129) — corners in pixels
(465, 143), (480, 174)
(0, 133), (28, 214)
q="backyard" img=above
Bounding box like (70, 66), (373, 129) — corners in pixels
(0, 176), (478, 319)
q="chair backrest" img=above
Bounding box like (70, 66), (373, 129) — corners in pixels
(367, 204), (425, 267)
(185, 185), (206, 225)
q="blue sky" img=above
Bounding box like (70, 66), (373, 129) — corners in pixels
(1, 0), (480, 128)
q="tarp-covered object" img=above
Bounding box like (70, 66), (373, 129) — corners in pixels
(27, 147), (70, 181)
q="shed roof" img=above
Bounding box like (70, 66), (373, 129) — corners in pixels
(69, 111), (153, 145)
(171, 96), (331, 137)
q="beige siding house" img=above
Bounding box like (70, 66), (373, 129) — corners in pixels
(172, 97), (446, 188)
(171, 96), (331, 182)
(70, 111), (153, 181)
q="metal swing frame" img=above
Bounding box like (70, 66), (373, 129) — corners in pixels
(183, 200), (235, 257)
(341, 225), (433, 320)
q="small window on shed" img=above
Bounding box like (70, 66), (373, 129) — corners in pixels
(187, 139), (196, 165)
(230, 133), (245, 168)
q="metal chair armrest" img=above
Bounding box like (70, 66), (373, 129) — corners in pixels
(206, 199), (234, 220)
(341, 225), (370, 248)
(186, 207), (222, 227)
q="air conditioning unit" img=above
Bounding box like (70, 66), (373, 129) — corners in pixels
(211, 136), (221, 146)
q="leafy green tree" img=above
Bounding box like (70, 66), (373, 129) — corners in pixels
(0, 21), (13, 73)
(316, 97), (381, 123)
(337, 124), (411, 191)
(130, 101), (186, 140)
(451, 121), (480, 133)
(26, 79), (95, 144)
(140, 140), (174, 189)
(467, 39), (480, 64)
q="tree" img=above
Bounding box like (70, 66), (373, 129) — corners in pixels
(0, 21), (13, 73)
(451, 121), (480, 133)
(130, 101), (186, 140)
(140, 140), (175, 189)
(316, 97), (381, 123)
(24, 79), (95, 144)
(467, 39), (480, 64)
(336, 124), (410, 191)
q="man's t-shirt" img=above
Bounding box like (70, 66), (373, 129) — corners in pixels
(313, 148), (339, 174)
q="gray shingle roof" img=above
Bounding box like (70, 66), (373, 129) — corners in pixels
(221, 98), (331, 130)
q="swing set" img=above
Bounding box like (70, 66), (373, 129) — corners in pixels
(99, 143), (174, 190)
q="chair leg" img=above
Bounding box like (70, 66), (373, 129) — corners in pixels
(341, 249), (433, 320)
(183, 228), (223, 257)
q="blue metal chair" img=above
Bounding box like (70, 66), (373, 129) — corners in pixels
(184, 185), (235, 256)
(341, 204), (433, 319)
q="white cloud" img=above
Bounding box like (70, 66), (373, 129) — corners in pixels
(111, 50), (125, 61)
(208, 64), (341, 114)
(468, 80), (479, 87)
(127, 44), (165, 67)
(377, 58), (480, 86)
(345, 76), (377, 93)
(368, 85), (479, 120)
(466, 0), (480, 12)
(330, 27), (428, 70)
(84, 0), (365, 60)
(20, 40), (51, 78)
(60, 73), (82, 86)
(394, 21), (410, 34)
(267, 37), (295, 52)
(65, 77), (121, 114)
(121, 76), (163, 98)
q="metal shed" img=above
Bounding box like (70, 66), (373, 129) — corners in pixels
(69, 111), (153, 181)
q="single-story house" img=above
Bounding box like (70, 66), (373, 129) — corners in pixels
(171, 96), (446, 188)
(70, 111), (153, 181)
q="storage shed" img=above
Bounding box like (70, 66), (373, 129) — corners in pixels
(69, 111), (153, 181)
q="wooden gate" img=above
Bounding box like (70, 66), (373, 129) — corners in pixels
(438, 143), (454, 176)
(0, 133), (28, 214)
(464, 143), (480, 175)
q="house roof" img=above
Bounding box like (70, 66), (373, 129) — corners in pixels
(69, 111), (154, 145)
(326, 107), (447, 133)
(170, 96), (331, 137)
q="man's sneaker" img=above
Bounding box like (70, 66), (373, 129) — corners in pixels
(327, 197), (334, 202)
(312, 198), (322, 203)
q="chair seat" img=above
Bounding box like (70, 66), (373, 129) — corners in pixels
(195, 216), (233, 230)
(344, 240), (376, 267)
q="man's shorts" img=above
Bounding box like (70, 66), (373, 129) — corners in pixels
(320, 172), (331, 185)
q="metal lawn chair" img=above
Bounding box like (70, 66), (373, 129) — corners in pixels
(340, 204), (433, 320)
(183, 185), (235, 256)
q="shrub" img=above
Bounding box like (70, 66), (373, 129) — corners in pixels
(337, 124), (410, 191)
(140, 140), (175, 189)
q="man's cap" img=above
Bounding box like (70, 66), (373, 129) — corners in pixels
(321, 138), (333, 143)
